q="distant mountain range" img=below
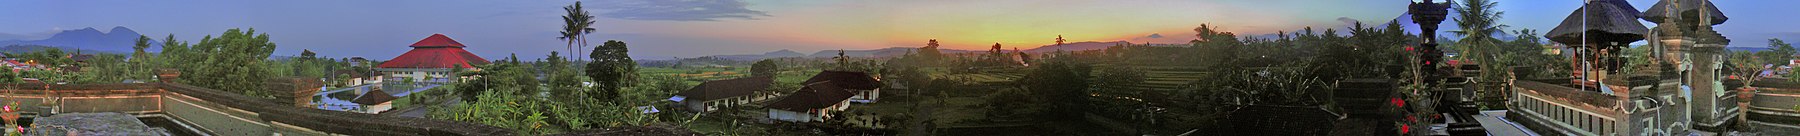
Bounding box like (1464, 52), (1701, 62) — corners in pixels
(0, 45), (111, 54)
(0, 26), (161, 54)
(1725, 47), (1771, 52)
(706, 49), (808, 60)
(696, 41), (1128, 61)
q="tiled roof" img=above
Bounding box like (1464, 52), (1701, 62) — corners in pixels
(332, 69), (372, 78)
(352, 89), (398, 105)
(675, 76), (772, 101)
(408, 34), (466, 48)
(376, 34), (489, 69)
(766, 81), (855, 111)
(802, 71), (880, 90)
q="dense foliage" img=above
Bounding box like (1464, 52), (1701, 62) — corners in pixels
(587, 40), (637, 102)
(751, 59), (777, 77)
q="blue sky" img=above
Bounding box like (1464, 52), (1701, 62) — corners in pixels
(2, 0), (1795, 60)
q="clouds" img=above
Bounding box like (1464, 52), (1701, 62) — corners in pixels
(595, 0), (770, 21)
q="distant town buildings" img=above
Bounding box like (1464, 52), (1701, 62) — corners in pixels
(332, 69), (383, 87)
(349, 57), (370, 67)
(376, 34), (490, 83)
(1, 59), (44, 72)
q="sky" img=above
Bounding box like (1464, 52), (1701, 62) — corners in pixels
(2, 0), (1796, 60)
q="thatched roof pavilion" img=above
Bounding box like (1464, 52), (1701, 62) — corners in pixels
(1547, 0), (1648, 45)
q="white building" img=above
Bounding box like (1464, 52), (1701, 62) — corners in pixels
(765, 81), (855, 122)
(375, 34), (489, 83)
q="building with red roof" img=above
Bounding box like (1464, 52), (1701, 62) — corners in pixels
(376, 34), (489, 82)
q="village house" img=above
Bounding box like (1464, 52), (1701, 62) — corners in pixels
(376, 34), (490, 83)
(671, 76), (775, 112)
(766, 81), (856, 122)
(1, 59), (43, 72)
(332, 69), (384, 87)
(351, 89), (399, 114)
(349, 57), (371, 67)
(803, 71), (881, 103)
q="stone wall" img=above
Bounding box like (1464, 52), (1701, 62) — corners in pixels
(1749, 81), (1800, 135)
(0, 83), (515, 135)
(0, 83), (162, 115)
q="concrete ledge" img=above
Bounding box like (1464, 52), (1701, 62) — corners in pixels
(157, 83), (515, 135)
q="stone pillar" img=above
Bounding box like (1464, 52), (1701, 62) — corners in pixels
(155, 69), (180, 83)
(265, 77), (324, 108)
(1687, 42), (1738, 131)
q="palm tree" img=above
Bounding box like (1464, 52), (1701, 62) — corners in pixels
(559, 1), (598, 61)
(558, 26), (577, 61)
(1449, 0), (1507, 81)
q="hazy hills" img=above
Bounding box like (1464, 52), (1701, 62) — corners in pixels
(0, 26), (162, 54)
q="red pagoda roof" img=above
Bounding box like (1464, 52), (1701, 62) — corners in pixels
(377, 34), (489, 69)
(410, 34), (466, 48)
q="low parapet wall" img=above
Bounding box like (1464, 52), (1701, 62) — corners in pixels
(0, 83), (162, 115)
(1750, 82), (1800, 135)
(1509, 80), (1626, 135)
(0, 83), (514, 135)
(157, 83), (514, 135)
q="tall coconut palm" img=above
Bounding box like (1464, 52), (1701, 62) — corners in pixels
(560, 1), (597, 61)
(558, 26), (577, 61)
(1450, 0), (1508, 82)
(1450, 0), (1507, 56)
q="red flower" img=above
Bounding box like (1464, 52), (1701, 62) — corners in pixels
(1406, 115), (1417, 122)
(1400, 125), (1412, 134)
(1390, 98), (1405, 107)
(1405, 46), (1415, 51)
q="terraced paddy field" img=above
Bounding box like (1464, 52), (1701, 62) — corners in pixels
(929, 72), (1023, 85)
(1087, 64), (1214, 103)
(639, 67), (753, 84)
